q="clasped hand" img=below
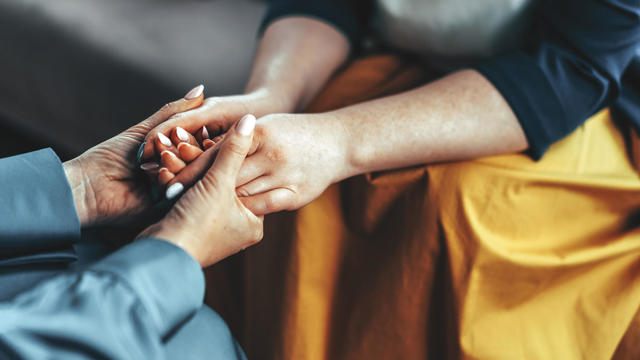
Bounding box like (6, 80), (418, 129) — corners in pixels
(63, 86), (263, 267)
(140, 106), (352, 217)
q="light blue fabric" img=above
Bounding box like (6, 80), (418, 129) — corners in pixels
(0, 148), (80, 260)
(0, 149), (246, 359)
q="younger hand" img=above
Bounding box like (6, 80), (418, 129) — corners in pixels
(156, 113), (351, 216)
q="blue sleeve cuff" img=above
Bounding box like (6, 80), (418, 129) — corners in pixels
(89, 238), (205, 337)
(0, 149), (81, 257)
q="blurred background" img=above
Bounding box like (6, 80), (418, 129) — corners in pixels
(0, 0), (267, 160)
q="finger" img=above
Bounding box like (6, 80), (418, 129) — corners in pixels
(235, 176), (275, 197)
(166, 142), (221, 191)
(205, 114), (256, 187)
(155, 132), (178, 156)
(203, 139), (216, 150)
(145, 97), (241, 154)
(158, 168), (175, 185)
(236, 156), (268, 187)
(212, 135), (224, 143)
(177, 142), (204, 163)
(195, 126), (210, 144)
(240, 188), (296, 216)
(141, 84), (205, 160)
(171, 126), (200, 148)
(160, 150), (186, 173)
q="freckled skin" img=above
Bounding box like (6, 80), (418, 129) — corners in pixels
(147, 17), (528, 216)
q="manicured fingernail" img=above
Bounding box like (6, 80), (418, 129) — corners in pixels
(140, 162), (159, 171)
(237, 114), (256, 136)
(184, 84), (204, 100)
(161, 150), (176, 158)
(176, 127), (190, 142)
(203, 139), (215, 149)
(136, 141), (146, 164)
(158, 133), (172, 146)
(166, 183), (184, 200)
(202, 126), (209, 139)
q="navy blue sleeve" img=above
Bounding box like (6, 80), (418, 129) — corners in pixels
(0, 238), (205, 360)
(473, 0), (640, 159)
(260, 0), (371, 50)
(0, 149), (80, 261)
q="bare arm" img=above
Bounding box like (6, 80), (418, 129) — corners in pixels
(232, 70), (530, 215)
(246, 17), (350, 112)
(335, 69), (529, 178)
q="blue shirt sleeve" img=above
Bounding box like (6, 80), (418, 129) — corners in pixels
(472, 0), (640, 159)
(0, 148), (81, 260)
(0, 238), (205, 360)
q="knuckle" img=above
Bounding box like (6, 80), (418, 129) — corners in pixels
(160, 102), (174, 114)
(253, 124), (268, 138)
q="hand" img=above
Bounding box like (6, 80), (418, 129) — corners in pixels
(139, 89), (291, 162)
(63, 85), (205, 226)
(159, 113), (352, 215)
(139, 115), (263, 267)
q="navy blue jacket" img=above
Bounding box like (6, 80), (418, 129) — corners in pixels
(263, 0), (640, 159)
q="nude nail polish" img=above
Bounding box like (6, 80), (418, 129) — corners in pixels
(161, 150), (176, 158)
(176, 127), (190, 142)
(158, 133), (172, 146)
(184, 84), (204, 100)
(166, 183), (184, 200)
(237, 114), (256, 136)
(140, 162), (159, 171)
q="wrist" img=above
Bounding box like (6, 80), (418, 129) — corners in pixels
(324, 109), (368, 180)
(243, 86), (298, 114)
(138, 221), (204, 267)
(62, 159), (94, 226)
(306, 112), (358, 183)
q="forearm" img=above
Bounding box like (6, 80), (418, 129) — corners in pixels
(333, 69), (529, 178)
(245, 17), (350, 113)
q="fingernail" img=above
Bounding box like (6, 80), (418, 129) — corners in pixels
(140, 162), (159, 171)
(184, 84), (204, 100)
(213, 136), (223, 142)
(237, 114), (256, 136)
(136, 141), (146, 164)
(176, 127), (190, 142)
(202, 126), (209, 139)
(166, 183), (184, 200)
(161, 150), (176, 158)
(203, 139), (215, 149)
(158, 133), (172, 146)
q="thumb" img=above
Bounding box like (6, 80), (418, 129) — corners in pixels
(205, 114), (256, 187)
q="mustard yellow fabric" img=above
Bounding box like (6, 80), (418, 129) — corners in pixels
(205, 56), (640, 359)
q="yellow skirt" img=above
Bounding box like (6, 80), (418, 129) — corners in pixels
(205, 56), (640, 359)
